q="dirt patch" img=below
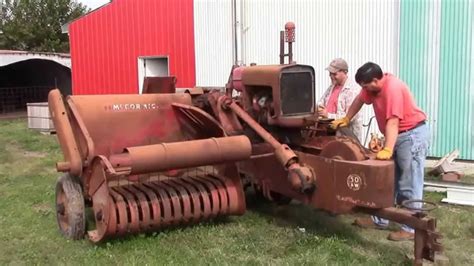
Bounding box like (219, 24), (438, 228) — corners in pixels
(32, 203), (53, 216)
(4, 143), (46, 159)
(32, 203), (50, 211)
(23, 151), (46, 158)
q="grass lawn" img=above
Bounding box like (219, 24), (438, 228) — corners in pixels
(1, 119), (473, 265)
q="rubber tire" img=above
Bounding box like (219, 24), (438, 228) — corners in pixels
(55, 174), (86, 240)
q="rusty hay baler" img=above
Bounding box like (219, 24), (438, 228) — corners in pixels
(48, 22), (442, 265)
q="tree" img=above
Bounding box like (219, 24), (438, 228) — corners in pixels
(0, 0), (89, 53)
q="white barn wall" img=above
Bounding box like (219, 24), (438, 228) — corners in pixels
(194, 0), (234, 87)
(195, 0), (401, 144)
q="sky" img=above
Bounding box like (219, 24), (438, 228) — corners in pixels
(78, 0), (110, 10)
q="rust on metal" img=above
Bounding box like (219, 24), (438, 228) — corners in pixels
(280, 21), (295, 64)
(48, 89), (82, 176)
(114, 136), (251, 174)
(224, 97), (316, 192)
(142, 76), (177, 94)
(358, 206), (443, 265)
(319, 138), (366, 161)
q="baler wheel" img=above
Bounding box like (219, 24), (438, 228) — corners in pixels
(55, 174), (86, 240)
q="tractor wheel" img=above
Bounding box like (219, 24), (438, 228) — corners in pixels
(55, 174), (86, 240)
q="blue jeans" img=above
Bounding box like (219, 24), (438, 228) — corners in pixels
(372, 123), (430, 232)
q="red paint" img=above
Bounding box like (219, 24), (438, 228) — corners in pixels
(69, 0), (196, 94)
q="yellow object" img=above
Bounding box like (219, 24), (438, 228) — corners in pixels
(376, 147), (393, 160)
(329, 116), (350, 129)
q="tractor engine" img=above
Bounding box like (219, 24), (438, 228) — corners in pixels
(234, 64), (319, 147)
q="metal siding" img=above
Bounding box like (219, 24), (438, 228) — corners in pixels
(438, 0), (473, 159)
(69, 0), (196, 94)
(194, 0), (234, 86)
(399, 0), (441, 157)
(239, 0), (400, 143)
(400, 0), (474, 159)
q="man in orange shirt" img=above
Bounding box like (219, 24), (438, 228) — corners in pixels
(331, 62), (430, 241)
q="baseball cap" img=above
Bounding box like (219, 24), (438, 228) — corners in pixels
(326, 58), (348, 73)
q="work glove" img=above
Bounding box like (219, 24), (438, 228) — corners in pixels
(376, 147), (393, 160)
(329, 116), (350, 129)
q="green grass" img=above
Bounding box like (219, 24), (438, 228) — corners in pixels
(1, 119), (473, 265)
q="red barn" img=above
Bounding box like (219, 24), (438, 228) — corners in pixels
(69, 0), (195, 94)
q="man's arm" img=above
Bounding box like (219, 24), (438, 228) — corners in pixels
(345, 94), (364, 120)
(329, 94), (364, 129)
(384, 117), (399, 150)
(375, 116), (399, 160)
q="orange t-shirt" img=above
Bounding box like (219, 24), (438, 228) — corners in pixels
(359, 73), (426, 134)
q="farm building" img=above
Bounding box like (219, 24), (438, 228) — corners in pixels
(0, 50), (71, 115)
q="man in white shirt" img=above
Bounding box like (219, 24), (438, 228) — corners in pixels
(318, 58), (363, 142)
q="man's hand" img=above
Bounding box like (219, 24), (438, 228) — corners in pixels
(376, 147), (393, 160)
(329, 116), (350, 129)
(317, 105), (328, 118)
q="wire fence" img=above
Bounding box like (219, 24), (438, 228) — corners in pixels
(0, 86), (52, 114)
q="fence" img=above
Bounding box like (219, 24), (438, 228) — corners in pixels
(0, 86), (52, 114)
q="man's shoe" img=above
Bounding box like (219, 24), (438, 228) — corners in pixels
(387, 230), (415, 241)
(353, 217), (388, 230)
